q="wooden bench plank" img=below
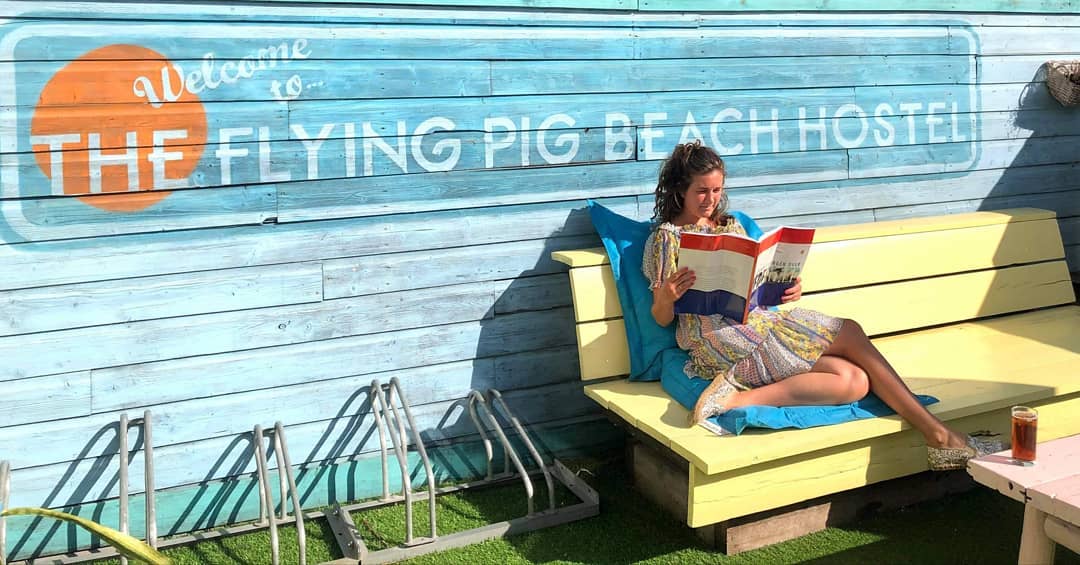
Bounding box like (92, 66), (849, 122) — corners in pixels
(552, 247), (607, 268)
(550, 209), (1058, 270)
(793, 261), (1075, 335)
(812, 207), (1055, 243)
(576, 321), (631, 380)
(801, 217), (1066, 292)
(584, 306), (1080, 476)
(686, 394), (1080, 527)
(584, 380), (701, 448)
(568, 265), (623, 322)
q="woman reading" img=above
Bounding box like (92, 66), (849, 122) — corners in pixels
(643, 140), (999, 471)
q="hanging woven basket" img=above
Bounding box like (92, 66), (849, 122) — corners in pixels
(1045, 60), (1080, 107)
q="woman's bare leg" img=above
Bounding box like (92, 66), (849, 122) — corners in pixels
(820, 319), (966, 449)
(719, 319), (967, 449)
(727, 355), (869, 408)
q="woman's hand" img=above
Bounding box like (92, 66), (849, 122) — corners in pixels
(651, 267), (695, 327)
(781, 277), (803, 303)
(660, 267), (696, 304)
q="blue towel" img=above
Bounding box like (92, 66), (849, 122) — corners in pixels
(711, 394), (940, 435)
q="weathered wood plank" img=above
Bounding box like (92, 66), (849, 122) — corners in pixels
(0, 281), (497, 382)
(0, 101), (287, 150)
(977, 109), (1080, 141)
(92, 308), (577, 412)
(200, 0), (636, 10)
(0, 196), (637, 290)
(729, 163), (1078, 222)
(287, 88), (859, 135)
(491, 56), (963, 96)
(978, 54), (1080, 83)
(758, 209), (878, 230)
(19, 60), (491, 107)
(0, 262), (322, 337)
(696, 13), (1080, 26)
(0, 185), (275, 243)
(635, 27), (951, 58)
(0, 20), (637, 63)
(0, 5), (644, 26)
(966, 26), (1080, 56)
(848, 135), (1080, 178)
(874, 188), (1080, 222)
(858, 83), (1057, 113)
(0, 372), (91, 428)
(491, 345), (580, 390)
(640, 0), (1080, 11)
(324, 234), (596, 298)
(277, 161), (653, 222)
(6, 4), (1080, 26)
(1061, 216), (1080, 246)
(493, 274), (573, 314)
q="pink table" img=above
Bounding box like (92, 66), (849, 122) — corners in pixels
(968, 434), (1080, 564)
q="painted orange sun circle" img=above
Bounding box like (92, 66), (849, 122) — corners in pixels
(31, 44), (208, 212)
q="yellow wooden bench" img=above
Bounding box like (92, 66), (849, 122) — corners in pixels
(553, 208), (1080, 553)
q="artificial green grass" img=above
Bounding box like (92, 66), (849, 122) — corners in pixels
(91, 454), (1080, 564)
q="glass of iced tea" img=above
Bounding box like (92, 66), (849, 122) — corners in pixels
(1011, 406), (1038, 465)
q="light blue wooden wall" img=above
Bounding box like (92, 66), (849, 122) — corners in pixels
(1, 3), (1079, 560)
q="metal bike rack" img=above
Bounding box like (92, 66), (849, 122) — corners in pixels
(1, 459), (10, 565)
(2, 386), (598, 565)
(116, 411), (158, 565)
(9, 412), (158, 564)
(320, 384), (599, 565)
(252, 422), (307, 565)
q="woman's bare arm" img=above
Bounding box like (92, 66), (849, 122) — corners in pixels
(651, 267), (694, 327)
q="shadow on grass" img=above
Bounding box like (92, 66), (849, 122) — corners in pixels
(396, 455), (1080, 565)
(388, 456), (709, 565)
(793, 486), (1080, 565)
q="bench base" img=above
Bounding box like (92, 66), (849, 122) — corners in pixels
(627, 435), (978, 555)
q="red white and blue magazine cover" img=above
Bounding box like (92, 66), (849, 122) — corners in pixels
(674, 226), (815, 323)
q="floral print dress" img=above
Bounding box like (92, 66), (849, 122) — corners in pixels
(642, 219), (844, 396)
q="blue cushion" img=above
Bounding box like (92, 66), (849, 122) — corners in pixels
(711, 394), (939, 435)
(587, 201), (674, 381)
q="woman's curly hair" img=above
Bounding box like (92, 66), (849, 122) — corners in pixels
(652, 140), (729, 225)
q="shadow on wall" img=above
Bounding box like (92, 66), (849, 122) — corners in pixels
(982, 63), (1080, 276)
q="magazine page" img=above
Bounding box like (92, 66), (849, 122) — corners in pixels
(675, 231), (760, 321)
(750, 226), (815, 309)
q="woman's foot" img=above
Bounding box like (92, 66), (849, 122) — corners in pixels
(690, 377), (737, 426)
(927, 434), (1005, 471)
(926, 428), (970, 450)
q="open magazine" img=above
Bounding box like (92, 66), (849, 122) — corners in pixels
(674, 226), (815, 323)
